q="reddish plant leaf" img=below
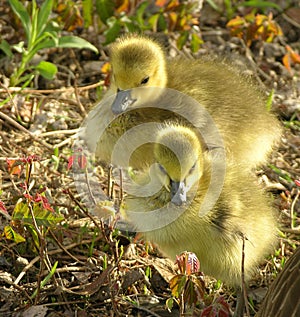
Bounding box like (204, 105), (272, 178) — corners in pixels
(4, 225), (26, 243)
(201, 296), (231, 317)
(68, 155), (75, 169)
(0, 200), (8, 214)
(6, 159), (23, 176)
(282, 53), (291, 73)
(116, 0), (130, 13)
(155, 0), (169, 7)
(68, 149), (87, 170)
(176, 251), (200, 275)
(34, 193), (54, 212)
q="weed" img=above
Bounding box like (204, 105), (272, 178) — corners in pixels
(1, 0), (98, 87)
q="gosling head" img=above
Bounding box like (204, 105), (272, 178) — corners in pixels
(109, 34), (167, 114)
(153, 124), (204, 206)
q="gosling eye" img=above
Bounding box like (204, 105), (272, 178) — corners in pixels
(140, 76), (149, 85)
(189, 162), (197, 174)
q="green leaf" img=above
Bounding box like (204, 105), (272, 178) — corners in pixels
(8, 0), (31, 40)
(124, 21), (139, 33)
(169, 274), (187, 297)
(95, 0), (115, 24)
(177, 31), (189, 50)
(239, 1), (282, 11)
(136, 1), (150, 28)
(4, 225), (26, 243)
(35, 61), (57, 80)
(26, 224), (40, 248)
(30, 1), (39, 49)
(28, 35), (98, 57)
(43, 20), (60, 34)
(104, 17), (121, 44)
(148, 13), (160, 31)
(37, 0), (53, 38)
(166, 297), (174, 312)
(83, 0), (93, 27)
(191, 34), (203, 53)
(57, 36), (98, 53)
(206, 0), (221, 12)
(13, 200), (64, 227)
(53, 147), (59, 157)
(157, 13), (167, 31)
(0, 40), (13, 58)
(17, 73), (35, 88)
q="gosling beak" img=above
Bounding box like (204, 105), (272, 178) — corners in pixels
(111, 90), (137, 115)
(171, 180), (187, 206)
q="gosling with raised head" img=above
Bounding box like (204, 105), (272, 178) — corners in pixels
(92, 34), (281, 169)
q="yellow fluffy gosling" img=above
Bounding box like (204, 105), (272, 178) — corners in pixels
(122, 122), (277, 287)
(102, 34), (281, 168)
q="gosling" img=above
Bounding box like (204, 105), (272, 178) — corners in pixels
(99, 33), (281, 168)
(122, 122), (277, 287)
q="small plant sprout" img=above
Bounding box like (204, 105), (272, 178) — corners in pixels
(226, 11), (282, 47)
(4, 0), (98, 87)
(167, 251), (205, 315)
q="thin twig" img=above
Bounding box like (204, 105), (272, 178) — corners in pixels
(108, 164), (113, 199)
(84, 168), (97, 205)
(74, 79), (87, 117)
(49, 229), (86, 265)
(0, 81), (104, 94)
(290, 189), (300, 229)
(13, 236), (104, 285)
(0, 111), (54, 151)
(40, 129), (79, 137)
(241, 234), (250, 317)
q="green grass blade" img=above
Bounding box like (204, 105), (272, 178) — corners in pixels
(239, 1), (282, 11)
(30, 261), (58, 299)
(37, 0), (53, 37)
(8, 0), (31, 40)
(58, 36), (98, 53)
(0, 40), (13, 58)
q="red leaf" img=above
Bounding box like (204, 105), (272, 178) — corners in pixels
(155, 0), (169, 7)
(282, 53), (291, 73)
(78, 155), (87, 169)
(68, 149), (88, 170)
(68, 155), (75, 169)
(35, 193), (54, 212)
(0, 200), (8, 214)
(24, 193), (34, 201)
(186, 252), (200, 274)
(6, 159), (23, 176)
(176, 251), (200, 275)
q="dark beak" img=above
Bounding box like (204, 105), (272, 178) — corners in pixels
(111, 90), (137, 115)
(171, 180), (187, 206)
